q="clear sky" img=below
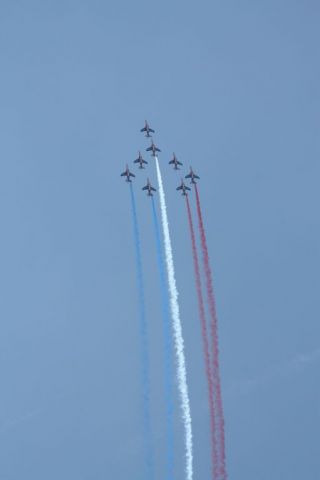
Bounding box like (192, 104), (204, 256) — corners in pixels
(0, 1), (319, 479)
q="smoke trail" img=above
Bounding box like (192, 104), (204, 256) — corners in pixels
(151, 197), (174, 479)
(129, 183), (154, 479)
(185, 195), (219, 479)
(155, 157), (193, 480)
(194, 184), (227, 480)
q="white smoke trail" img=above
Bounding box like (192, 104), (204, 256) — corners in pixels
(155, 157), (193, 480)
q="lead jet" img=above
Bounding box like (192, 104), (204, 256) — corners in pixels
(169, 153), (183, 170)
(176, 179), (191, 196)
(142, 178), (157, 196)
(146, 139), (161, 157)
(185, 167), (200, 184)
(120, 164), (135, 182)
(140, 120), (155, 137)
(134, 151), (148, 169)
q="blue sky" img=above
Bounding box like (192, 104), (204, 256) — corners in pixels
(0, 1), (319, 479)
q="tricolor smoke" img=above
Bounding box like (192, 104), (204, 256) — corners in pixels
(194, 183), (227, 480)
(129, 183), (154, 479)
(151, 196), (174, 479)
(185, 195), (219, 479)
(155, 157), (193, 480)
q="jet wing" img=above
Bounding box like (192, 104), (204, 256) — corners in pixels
(142, 185), (148, 190)
(169, 159), (175, 164)
(129, 172), (135, 177)
(134, 159), (140, 163)
(185, 173), (192, 179)
(194, 174), (200, 179)
(142, 159), (148, 164)
(176, 185), (183, 190)
(151, 186), (156, 192)
(177, 160), (183, 166)
(146, 146), (152, 151)
(155, 147), (161, 152)
(140, 127), (147, 132)
(120, 171), (127, 176)
(186, 186), (191, 190)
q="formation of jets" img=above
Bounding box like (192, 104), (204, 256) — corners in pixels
(121, 120), (200, 195)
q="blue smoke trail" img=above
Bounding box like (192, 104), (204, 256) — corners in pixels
(151, 196), (174, 479)
(129, 183), (154, 479)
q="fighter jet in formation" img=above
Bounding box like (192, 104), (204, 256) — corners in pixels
(146, 139), (161, 157)
(176, 179), (191, 196)
(134, 151), (148, 169)
(120, 164), (135, 182)
(169, 153), (183, 170)
(185, 167), (200, 184)
(142, 178), (157, 196)
(140, 120), (155, 138)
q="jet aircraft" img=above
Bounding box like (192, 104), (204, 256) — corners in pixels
(140, 120), (155, 137)
(142, 178), (157, 196)
(134, 151), (148, 169)
(169, 153), (183, 170)
(120, 164), (135, 182)
(146, 140), (161, 157)
(185, 167), (200, 184)
(176, 179), (191, 196)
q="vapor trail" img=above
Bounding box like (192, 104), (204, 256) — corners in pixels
(129, 183), (154, 479)
(151, 196), (175, 479)
(194, 184), (227, 480)
(185, 195), (219, 479)
(155, 157), (193, 480)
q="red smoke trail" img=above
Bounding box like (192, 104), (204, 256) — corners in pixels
(186, 195), (219, 479)
(194, 184), (227, 480)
